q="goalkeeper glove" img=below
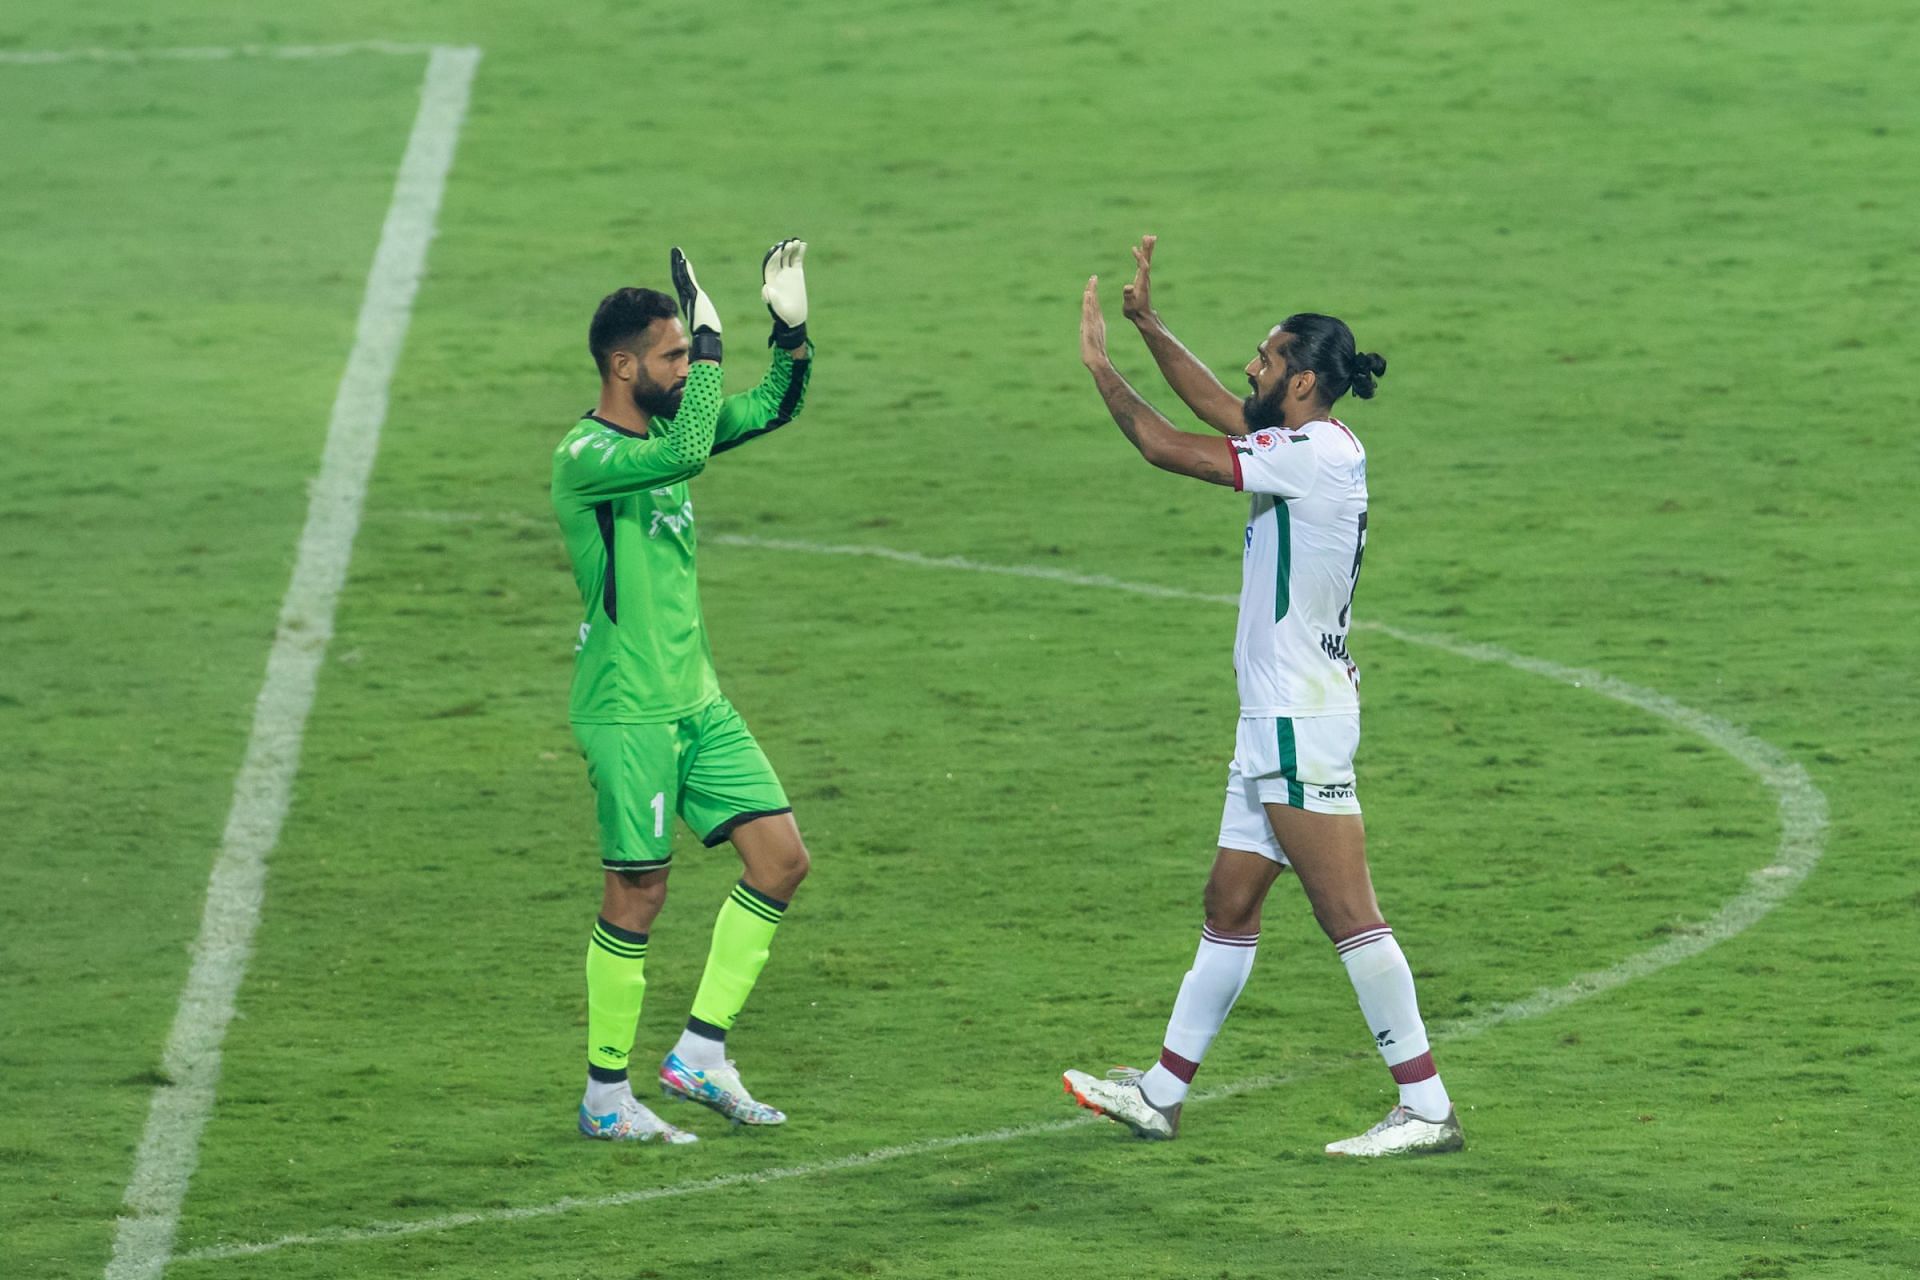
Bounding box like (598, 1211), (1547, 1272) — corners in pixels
(761, 237), (808, 349)
(670, 246), (723, 363)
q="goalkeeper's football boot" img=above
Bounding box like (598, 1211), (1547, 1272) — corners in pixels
(577, 1093), (698, 1144)
(1061, 1067), (1181, 1140)
(659, 1053), (787, 1126)
(1323, 1104), (1464, 1157)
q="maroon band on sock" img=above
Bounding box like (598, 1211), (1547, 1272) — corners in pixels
(1333, 920), (1393, 956)
(1158, 1046), (1200, 1084)
(1389, 1050), (1437, 1084)
(1200, 924), (1260, 948)
(1330, 919), (1389, 943)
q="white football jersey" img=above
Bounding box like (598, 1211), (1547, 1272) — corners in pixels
(1228, 418), (1369, 716)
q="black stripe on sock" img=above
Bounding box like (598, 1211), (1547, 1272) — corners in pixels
(587, 1063), (629, 1084)
(591, 930), (647, 959)
(684, 1016), (726, 1043)
(729, 886), (785, 924)
(595, 917), (649, 945)
(733, 880), (789, 914)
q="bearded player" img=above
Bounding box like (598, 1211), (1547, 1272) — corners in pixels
(552, 241), (813, 1143)
(1061, 238), (1463, 1157)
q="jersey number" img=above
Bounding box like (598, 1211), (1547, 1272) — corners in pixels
(1339, 510), (1368, 628)
(650, 791), (666, 839)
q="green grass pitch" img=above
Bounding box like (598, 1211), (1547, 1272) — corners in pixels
(2, 1), (1917, 1277)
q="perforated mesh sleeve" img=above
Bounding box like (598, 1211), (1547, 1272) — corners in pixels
(662, 361), (724, 472)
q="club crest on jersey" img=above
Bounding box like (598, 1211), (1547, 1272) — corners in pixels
(1251, 430), (1278, 450)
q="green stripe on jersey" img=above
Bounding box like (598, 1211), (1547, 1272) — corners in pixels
(1273, 501), (1292, 622)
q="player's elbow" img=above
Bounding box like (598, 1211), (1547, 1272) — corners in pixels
(1143, 437), (1195, 475)
(1135, 435), (1175, 470)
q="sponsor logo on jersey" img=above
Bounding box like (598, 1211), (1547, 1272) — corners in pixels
(1319, 632), (1352, 663)
(648, 500), (695, 537)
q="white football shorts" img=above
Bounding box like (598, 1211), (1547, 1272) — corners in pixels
(1217, 713), (1363, 864)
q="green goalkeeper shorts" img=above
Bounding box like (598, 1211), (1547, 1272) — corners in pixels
(572, 697), (791, 873)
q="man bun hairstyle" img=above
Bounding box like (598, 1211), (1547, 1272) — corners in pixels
(589, 286), (679, 377)
(1346, 350), (1387, 400)
(1279, 312), (1388, 404)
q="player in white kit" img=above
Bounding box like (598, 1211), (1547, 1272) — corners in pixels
(1061, 238), (1463, 1157)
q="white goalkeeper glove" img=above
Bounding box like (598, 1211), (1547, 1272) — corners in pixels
(670, 246), (723, 362)
(760, 237), (808, 349)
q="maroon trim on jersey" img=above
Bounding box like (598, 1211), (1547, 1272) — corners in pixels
(1389, 1050), (1438, 1084)
(1158, 1046), (1200, 1083)
(1330, 418), (1361, 451)
(1229, 441), (1246, 491)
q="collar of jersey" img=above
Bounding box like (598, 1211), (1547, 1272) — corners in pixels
(585, 411), (647, 439)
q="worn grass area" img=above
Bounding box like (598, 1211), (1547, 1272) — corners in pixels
(2, 1), (1916, 1277)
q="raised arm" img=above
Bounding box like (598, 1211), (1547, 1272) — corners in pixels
(713, 345), (811, 454)
(1082, 276), (1237, 488)
(555, 247), (728, 499)
(712, 237), (814, 454)
(556, 361), (725, 499)
(1121, 235), (1248, 437)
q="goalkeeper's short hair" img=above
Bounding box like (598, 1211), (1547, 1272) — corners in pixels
(590, 287), (680, 376)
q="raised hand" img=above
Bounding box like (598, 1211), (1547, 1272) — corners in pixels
(761, 237), (808, 349)
(669, 246), (723, 363)
(1121, 234), (1157, 323)
(1080, 275), (1109, 370)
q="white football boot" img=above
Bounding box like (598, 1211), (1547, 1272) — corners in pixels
(1324, 1104), (1464, 1156)
(1062, 1067), (1181, 1140)
(578, 1092), (699, 1144)
(659, 1053), (787, 1126)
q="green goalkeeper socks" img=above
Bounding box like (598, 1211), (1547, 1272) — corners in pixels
(688, 881), (788, 1034)
(585, 917), (648, 1080)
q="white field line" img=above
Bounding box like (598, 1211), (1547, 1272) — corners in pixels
(0, 41), (473, 64)
(102, 45), (481, 1280)
(175, 525), (1828, 1266)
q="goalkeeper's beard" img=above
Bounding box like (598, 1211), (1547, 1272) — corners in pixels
(1242, 382), (1288, 432)
(631, 373), (685, 420)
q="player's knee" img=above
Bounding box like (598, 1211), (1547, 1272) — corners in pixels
(604, 868), (669, 930)
(1203, 878), (1260, 933)
(772, 841), (810, 893)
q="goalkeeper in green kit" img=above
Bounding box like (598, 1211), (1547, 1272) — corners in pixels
(553, 240), (813, 1143)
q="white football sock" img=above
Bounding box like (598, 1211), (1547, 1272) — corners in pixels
(583, 1076), (631, 1114)
(1336, 923), (1452, 1118)
(671, 1025), (726, 1070)
(1140, 924), (1260, 1106)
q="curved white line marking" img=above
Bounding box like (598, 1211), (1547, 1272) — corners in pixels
(177, 530), (1826, 1265)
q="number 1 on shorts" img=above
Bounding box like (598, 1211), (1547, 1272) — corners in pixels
(650, 791), (665, 838)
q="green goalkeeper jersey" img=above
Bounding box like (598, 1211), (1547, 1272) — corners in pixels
(552, 349), (812, 724)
